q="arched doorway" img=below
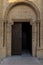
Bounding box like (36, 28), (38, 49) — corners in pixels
(11, 22), (32, 55)
(4, 0), (40, 57)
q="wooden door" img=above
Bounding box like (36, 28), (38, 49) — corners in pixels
(12, 23), (22, 55)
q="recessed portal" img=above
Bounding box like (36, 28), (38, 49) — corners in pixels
(11, 22), (32, 55)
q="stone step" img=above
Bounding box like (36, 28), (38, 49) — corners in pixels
(0, 56), (42, 65)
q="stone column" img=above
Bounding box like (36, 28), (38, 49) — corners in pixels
(0, 21), (3, 48)
(4, 21), (8, 56)
(32, 22), (37, 56)
(36, 21), (40, 48)
(40, 20), (43, 48)
(4, 21), (7, 56)
(6, 22), (13, 56)
(0, 20), (6, 59)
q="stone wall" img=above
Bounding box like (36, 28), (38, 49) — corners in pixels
(0, 0), (3, 19)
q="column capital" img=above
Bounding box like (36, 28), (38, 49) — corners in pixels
(8, 22), (14, 25)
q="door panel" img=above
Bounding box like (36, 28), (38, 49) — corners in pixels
(12, 23), (22, 55)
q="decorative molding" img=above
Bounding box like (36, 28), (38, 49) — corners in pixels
(4, 0), (40, 21)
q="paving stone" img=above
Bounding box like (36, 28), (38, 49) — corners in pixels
(0, 55), (42, 65)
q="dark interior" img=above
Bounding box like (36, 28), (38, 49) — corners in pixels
(11, 22), (32, 55)
(22, 22), (32, 55)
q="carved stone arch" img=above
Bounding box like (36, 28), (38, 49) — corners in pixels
(4, 1), (40, 21)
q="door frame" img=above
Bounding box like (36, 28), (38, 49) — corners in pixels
(5, 19), (38, 57)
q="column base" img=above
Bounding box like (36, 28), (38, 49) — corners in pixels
(37, 48), (43, 58)
(0, 47), (6, 60)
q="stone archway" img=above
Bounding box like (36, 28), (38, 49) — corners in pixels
(4, 1), (40, 20)
(4, 0), (40, 57)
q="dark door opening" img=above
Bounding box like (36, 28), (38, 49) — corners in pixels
(11, 22), (32, 55)
(22, 22), (32, 55)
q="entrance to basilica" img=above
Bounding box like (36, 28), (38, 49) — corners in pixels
(11, 22), (32, 55)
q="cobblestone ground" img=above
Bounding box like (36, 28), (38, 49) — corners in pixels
(0, 55), (42, 65)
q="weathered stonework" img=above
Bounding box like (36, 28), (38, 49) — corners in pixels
(0, 0), (43, 59)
